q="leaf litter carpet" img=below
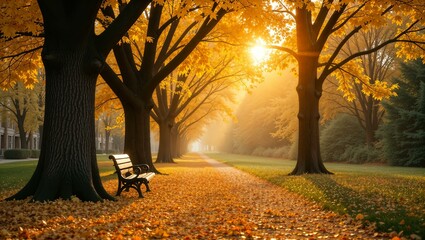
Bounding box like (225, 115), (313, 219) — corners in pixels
(0, 154), (381, 239)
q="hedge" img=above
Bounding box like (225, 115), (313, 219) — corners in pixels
(30, 150), (41, 158)
(4, 149), (32, 159)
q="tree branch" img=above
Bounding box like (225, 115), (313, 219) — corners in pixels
(96, 0), (151, 57)
(324, 20), (421, 80)
(267, 45), (299, 61)
(100, 63), (142, 108)
(148, 7), (228, 95)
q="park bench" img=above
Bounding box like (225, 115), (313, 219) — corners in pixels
(109, 154), (155, 198)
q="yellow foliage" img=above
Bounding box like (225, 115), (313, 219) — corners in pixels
(0, 80), (45, 133)
(331, 59), (398, 102)
(146, 36), (154, 43)
(363, 81), (399, 101)
(0, 1), (44, 89)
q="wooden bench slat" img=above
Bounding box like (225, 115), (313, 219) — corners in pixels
(111, 154), (130, 159)
(115, 159), (132, 165)
(117, 162), (133, 170)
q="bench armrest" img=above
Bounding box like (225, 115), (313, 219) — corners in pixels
(133, 164), (150, 174)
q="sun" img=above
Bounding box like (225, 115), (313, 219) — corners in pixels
(249, 41), (269, 65)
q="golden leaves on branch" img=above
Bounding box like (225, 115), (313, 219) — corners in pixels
(0, 1), (42, 38)
(1, 1), (43, 90)
(331, 59), (399, 102)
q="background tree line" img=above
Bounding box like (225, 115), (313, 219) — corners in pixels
(218, 59), (425, 167)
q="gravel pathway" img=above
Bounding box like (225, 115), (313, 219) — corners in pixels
(145, 154), (380, 239)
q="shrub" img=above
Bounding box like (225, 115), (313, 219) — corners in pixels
(4, 149), (31, 159)
(96, 149), (118, 155)
(272, 146), (291, 158)
(30, 150), (41, 158)
(288, 140), (298, 160)
(320, 114), (365, 162)
(252, 146), (292, 159)
(341, 145), (381, 164)
(96, 149), (105, 154)
(252, 147), (266, 156)
(262, 148), (275, 157)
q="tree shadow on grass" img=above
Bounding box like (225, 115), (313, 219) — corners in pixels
(300, 174), (424, 237)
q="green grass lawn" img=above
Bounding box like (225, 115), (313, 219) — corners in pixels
(0, 155), (116, 193)
(206, 153), (425, 237)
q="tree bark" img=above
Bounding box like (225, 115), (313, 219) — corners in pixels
(17, 116), (28, 149)
(38, 125), (43, 149)
(175, 131), (189, 156)
(7, 49), (113, 202)
(290, 55), (332, 175)
(122, 101), (160, 173)
(180, 136), (189, 155)
(156, 119), (175, 163)
(363, 97), (380, 146)
(171, 126), (180, 158)
(105, 129), (111, 153)
(289, 6), (332, 175)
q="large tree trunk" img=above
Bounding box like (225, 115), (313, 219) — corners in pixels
(105, 129), (111, 153)
(365, 119), (378, 146)
(7, 49), (113, 202)
(156, 119), (175, 163)
(290, 7), (332, 175)
(290, 56), (332, 175)
(122, 101), (160, 173)
(27, 132), (33, 150)
(364, 97), (380, 146)
(171, 126), (180, 158)
(38, 125), (43, 149)
(179, 135), (189, 156)
(17, 117), (28, 149)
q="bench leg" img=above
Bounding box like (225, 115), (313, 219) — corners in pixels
(117, 184), (129, 196)
(135, 182), (144, 198)
(143, 180), (151, 192)
(116, 179), (148, 198)
(116, 180), (123, 196)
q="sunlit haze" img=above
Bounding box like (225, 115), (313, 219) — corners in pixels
(250, 40), (269, 65)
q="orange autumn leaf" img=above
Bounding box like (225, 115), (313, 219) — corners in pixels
(355, 213), (364, 220)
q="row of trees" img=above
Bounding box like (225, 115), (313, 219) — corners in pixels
(1, 0), (262, 201)
(1, 0), (424, 202)
(220, 59), (425, 167)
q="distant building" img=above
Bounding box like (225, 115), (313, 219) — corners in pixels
(0, 117), (40, 156)
(95, 134), (120, 153)
(1, 115), (159, 156)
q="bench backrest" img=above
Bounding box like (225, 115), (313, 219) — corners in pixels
(109, 154), (133, 177)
